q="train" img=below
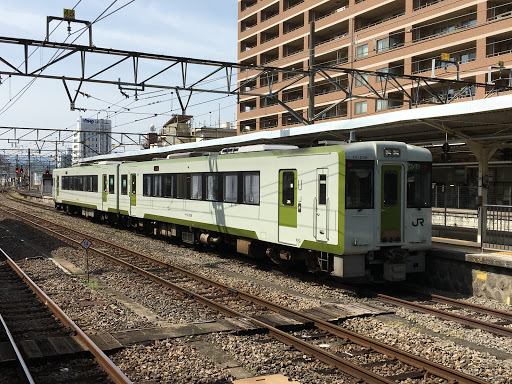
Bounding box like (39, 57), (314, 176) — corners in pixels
(52, 141), (432, 282)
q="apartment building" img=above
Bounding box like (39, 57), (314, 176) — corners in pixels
(237, 0), (512, 133)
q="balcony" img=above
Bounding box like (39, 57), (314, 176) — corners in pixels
(241, 0), (257, 13)
(241, 14), (257, 33)
(487, 33), (512, 58)
(261, 115), (279, 130)
(240, 119), (257, 133)
(260, 48), (279, 65)
(261, 25), (279, 44)
(412, 44), (477, 74)
(282, 87), (304, 103)
(283, 14), (304, 35)
(487, 0), (512, 21)
(284, 0), (304, 11)
(315, 21), (349, 48)
(354, 0), (406, 32)
(240, 35), (258, 53)
(282, 111), (304, 126)
(283, 38), (305, 58)
(261, 3), (279, 22)
(375, 32), (405, 53)
(309, 1), (349, 22)
(412, 7), (477, 43)
(413, 0), (445, 11)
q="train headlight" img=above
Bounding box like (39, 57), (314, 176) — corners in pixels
(384, 148), (401, 157)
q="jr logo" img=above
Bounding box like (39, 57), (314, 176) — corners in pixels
(412, 218), (425, 227)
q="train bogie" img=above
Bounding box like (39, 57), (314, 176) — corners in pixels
(53, 142), (432, 282)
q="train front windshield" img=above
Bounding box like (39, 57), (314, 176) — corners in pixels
(407, 162), (432, 208)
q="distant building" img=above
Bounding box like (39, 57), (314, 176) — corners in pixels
(72, 118), (112, 164)
(147, 117), (237, 148)
(58, 148), (72, 168)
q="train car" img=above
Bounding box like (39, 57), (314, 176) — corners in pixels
(53, 142), (432, 281)
(54, 162), (121, 220)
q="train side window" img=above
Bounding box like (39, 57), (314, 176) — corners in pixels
(206, 174), (219, 201)
(407, 162), (432, 208)
(131, 175), (136, 194)
(190, 174), (203, 200)
(153, 174), (162, 197)
(176, 174), (189, 199)
(346, 160), (374, 209)
(103, 175), (108, 193)
(282, 171), (295, 206)
(121, 175), (128, 195)
(318, 174), (327, 205)
(84, 176), (90, 192)
(109, 175), (115, 194)
(92, 175), (98, 193)
(243, 172), (260, 205)
(223, 173), (238, 203)
(163, 174), (175, 198)
(143, 174), (152, 196)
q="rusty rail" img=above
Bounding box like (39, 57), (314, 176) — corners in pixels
(0, 247), (132, 384)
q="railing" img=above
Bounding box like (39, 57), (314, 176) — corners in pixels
(481, 205), (512, 250)
(413, 0), (445, 11)
(355, 12), (405, 32)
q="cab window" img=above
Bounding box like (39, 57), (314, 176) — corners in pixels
(346, 160), (374, 209)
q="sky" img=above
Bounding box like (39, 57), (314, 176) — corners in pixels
(0, 0), (238, 160)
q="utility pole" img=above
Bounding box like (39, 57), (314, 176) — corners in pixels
(55, 141), (58, 169)
(308, 21), (315, 124)
(28, 148), (31, 190)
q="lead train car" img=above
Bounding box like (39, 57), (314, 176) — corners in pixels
(53, 142), (432, 281)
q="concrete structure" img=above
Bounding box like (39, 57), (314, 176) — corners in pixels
(72, 118), (112, 164)
(237, 0), (512, 133)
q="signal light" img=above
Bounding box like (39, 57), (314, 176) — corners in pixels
(16, 168), (19, 174)
(20, 168), (23, 174)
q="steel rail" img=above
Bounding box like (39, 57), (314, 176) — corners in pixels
(0, 313), (35, 384)
(376, 294), (512, 338)
(0, 247), (132, 384)
(427, 293), (512, 322)
(0, 203), (489, 384)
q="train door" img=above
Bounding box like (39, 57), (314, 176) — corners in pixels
(315, 168), (328, 242)
(278, 169), (297, 244)
(380, 165), (402, 243)
(102, 174), (107, 209)
(130, 173), (136, 214)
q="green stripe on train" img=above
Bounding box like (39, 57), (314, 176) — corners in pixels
(62, 200), (97, 210)
(143, 214), (259, 239)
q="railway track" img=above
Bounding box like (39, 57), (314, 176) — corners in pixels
(0, 247), (131, 384)
(0, 201), (491, 384)
(333, 283), (512, 338)
(7, 193), (512, 337)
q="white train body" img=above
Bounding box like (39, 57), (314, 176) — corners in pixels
(53, 142), (432, 281)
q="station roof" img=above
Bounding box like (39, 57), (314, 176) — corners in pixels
(82, 94), (512, 165)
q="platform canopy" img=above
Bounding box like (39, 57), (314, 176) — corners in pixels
(82, 94), (512, 165)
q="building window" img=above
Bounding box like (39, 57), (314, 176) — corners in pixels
(354, 74), (368, 87)
(243, 172), (260, 205)
(355, 101), (367, 115)
(355, 44), (368, 59)
(460, 51), (476, 63)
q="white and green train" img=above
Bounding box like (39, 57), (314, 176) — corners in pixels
(53, 141), (432, 281)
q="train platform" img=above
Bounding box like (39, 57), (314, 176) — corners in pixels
(429, 237), (512, 305)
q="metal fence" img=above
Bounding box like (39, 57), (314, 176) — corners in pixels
(432, 185), (512, 209)
(481, 204), (512, 251)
